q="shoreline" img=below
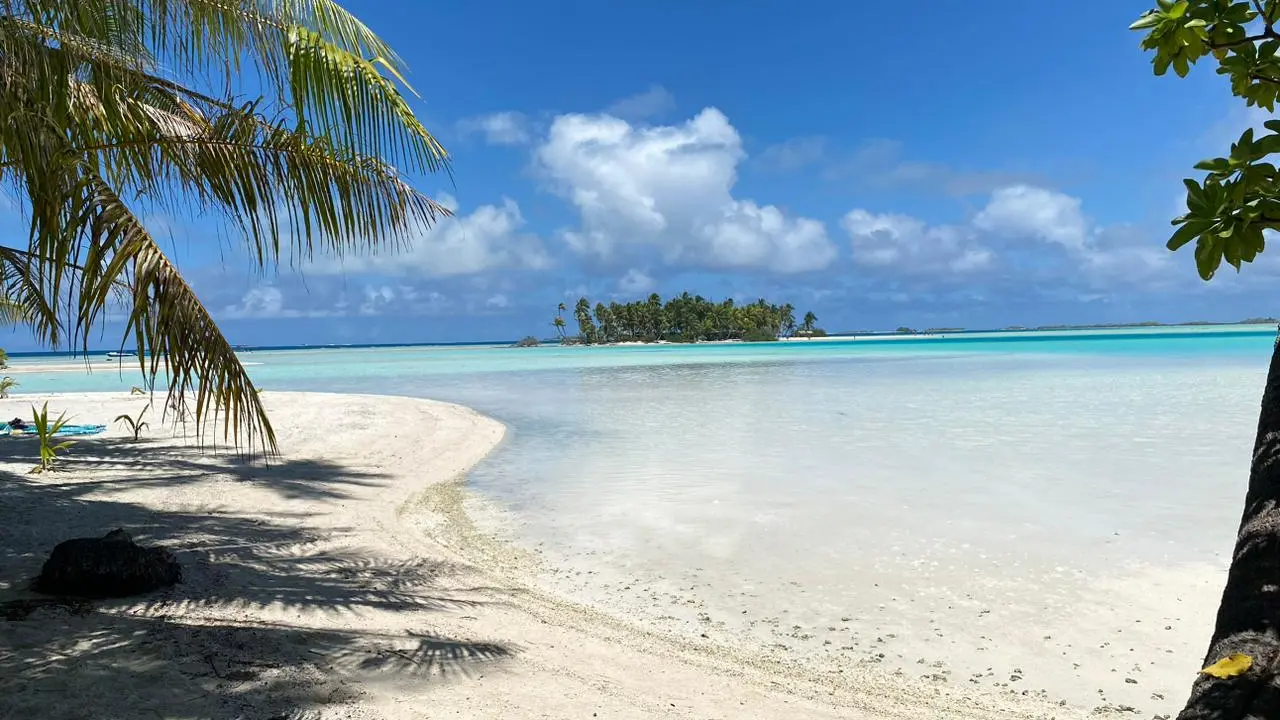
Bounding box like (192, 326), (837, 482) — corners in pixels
(1, 390), (1130, 718)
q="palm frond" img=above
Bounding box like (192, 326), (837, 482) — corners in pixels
(0, 248), (62, 342)
(0, 0), (452, 452)
(286, 26), (448, 175)
(86, 176), (274, 452)
(77, 104), (448, 267)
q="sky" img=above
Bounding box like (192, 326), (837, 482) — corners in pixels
(3, 0), (1277, 349)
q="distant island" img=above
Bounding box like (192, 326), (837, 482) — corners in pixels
(876, 318), (1280, 336)
(551, 293), (825, 345)
(1007, 318), (1278, 332)
(528, 304), (1280, 348)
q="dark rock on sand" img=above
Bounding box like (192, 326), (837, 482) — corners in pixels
(33, 529), (182, 598)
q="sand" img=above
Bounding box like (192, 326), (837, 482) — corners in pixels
(0, 391), (1177, 719)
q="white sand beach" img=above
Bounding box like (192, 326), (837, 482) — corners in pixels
(0, 391), (1193, 719)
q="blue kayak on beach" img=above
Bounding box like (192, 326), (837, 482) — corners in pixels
(1, 424), (107, 438)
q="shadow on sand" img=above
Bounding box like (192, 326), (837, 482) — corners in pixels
(0, 437), (516, 719)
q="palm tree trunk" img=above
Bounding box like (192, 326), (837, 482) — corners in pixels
(1180, 328), (1280, 719)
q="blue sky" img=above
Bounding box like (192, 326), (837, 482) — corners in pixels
(3, 0), (1275, 349)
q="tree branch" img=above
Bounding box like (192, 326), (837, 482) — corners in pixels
(1209, 32), (1275, 50)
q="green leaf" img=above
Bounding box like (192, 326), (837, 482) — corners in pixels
(1226, 236), (1243, 269)
(1167, 219), (1213, 249)
(1169, 0), (1189, 18)
(1184, 178), (1208, 212)
(1168, 220), (1210, 250)
(1195, 237), (1223, 280)
(1194, 157), (1232, 172)
(1130, 11), (1163, 30)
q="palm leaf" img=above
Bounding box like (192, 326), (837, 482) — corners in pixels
(0, 0), (452, 452)
(85, 176), (274, 451)
(77, 104), (449, 267)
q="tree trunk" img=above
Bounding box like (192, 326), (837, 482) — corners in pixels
(1180, 329), (1280, 719)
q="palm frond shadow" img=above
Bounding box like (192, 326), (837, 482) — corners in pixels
(0, 456), (518, 719)
(0, 435), (384, 500)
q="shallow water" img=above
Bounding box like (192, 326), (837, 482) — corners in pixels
(11, 327), (1275, 713)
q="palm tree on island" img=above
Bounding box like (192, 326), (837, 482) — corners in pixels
(556, 292), (817, 344)
(798, 311), (819, 336)
(553, 303), (567, 340)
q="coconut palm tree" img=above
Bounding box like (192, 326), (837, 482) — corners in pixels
(553, 302), (567, 340)
(779, 303), (796, 338)
(574, 297), (596, 343)
(0, 0), (449, 452)
(800, 311), (818, 335)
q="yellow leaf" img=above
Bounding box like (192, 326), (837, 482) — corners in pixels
(1201, 654), (1253, 679)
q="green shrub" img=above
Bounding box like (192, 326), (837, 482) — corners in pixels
(741, 328), (779, 342)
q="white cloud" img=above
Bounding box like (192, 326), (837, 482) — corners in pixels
(316, 193), (551, 278)
(617, 268), (655, 294)
(536, 108), (837, 273)
(973, 185), (1089, 249)
(458, 111), (532, 146)
(485, 293), (510, 309)
(354, 285), (450, 316)
(1079, 224), (1175, 288)
(844, 186), (1184, 293)
(358, 285), (395, 316)
(221, 285), (337, 319)
(605, 85), (676, 121)
(841, 210), (993, 274)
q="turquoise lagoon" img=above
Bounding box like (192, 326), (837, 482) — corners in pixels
(9, 325), (1276, 712)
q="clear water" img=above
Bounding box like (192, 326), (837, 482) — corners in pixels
(11, 326), (1275, 711)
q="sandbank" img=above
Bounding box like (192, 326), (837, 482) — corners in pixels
(0, 391), (1156, 718)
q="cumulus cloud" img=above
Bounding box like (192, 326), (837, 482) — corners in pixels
(221, 285), (339, 319)
(315, 193), (550, 278)
(604, 85), (676, 121)
(617, 268), (655, 294)
(973, 185), (1089, 249)
(458, 111), (532, 146)
(355, 285), (449, 316)
(535, 108), (837, 273)
(844, 185), (1179, 293)
(220, 282), (458, 320)
(842, 210), (992, 274)
(1078, 224), (1175, 287)
(485, 293), (510, 309)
